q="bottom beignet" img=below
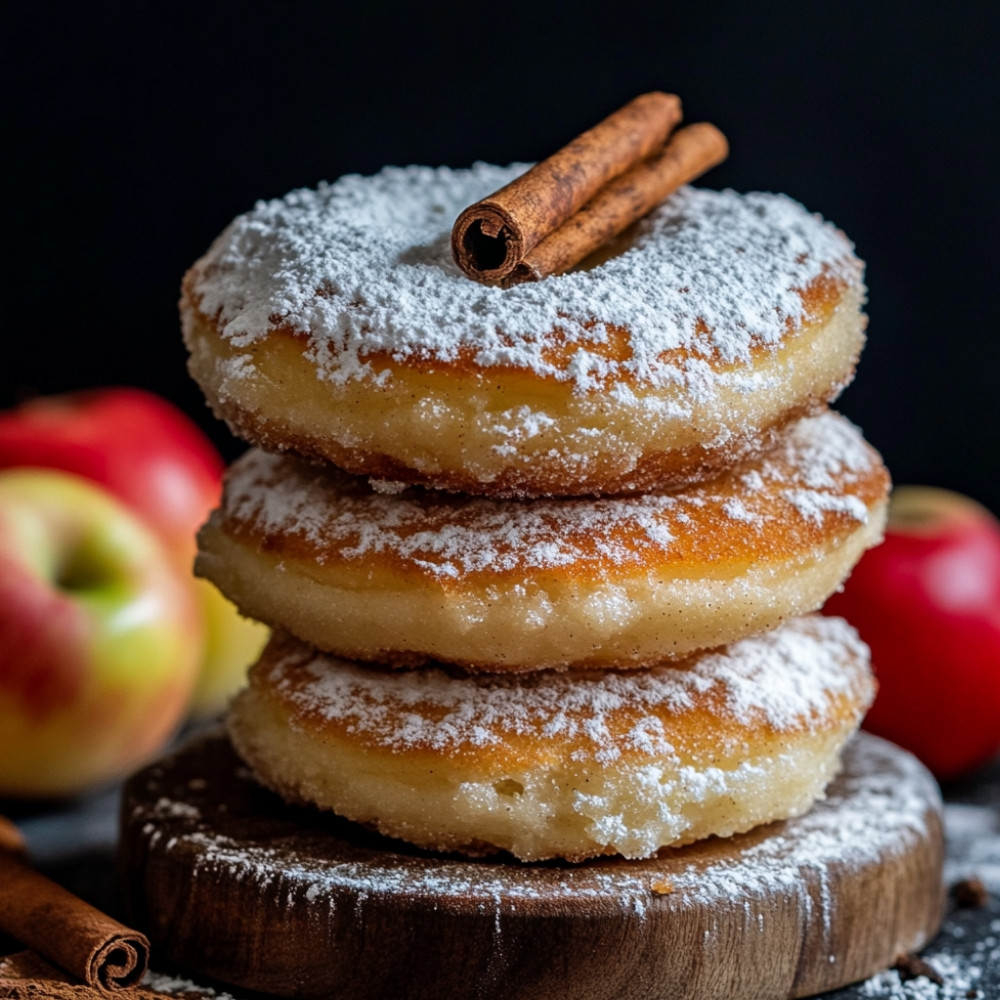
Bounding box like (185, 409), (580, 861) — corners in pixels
(227, 615), (874, 862)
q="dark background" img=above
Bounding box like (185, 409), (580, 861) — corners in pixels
(4, 2), (998, 512)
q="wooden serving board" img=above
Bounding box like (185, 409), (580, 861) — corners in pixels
(119, 731), (944, 1000)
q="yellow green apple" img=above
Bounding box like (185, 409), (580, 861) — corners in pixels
(0, 387), (267, 717)
(0, 469), (202, 797)
(189, 576), (268, 716)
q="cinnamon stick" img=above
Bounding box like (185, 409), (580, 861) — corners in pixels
(0, 832), (149, 994)
(451, 91), (683, 284)
(503, 122), (728, 287)
(1, 951), (209, 1000)
(1, 950), (104, 999)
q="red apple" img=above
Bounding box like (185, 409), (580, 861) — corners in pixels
(0, 469), (202, 797)
(0, 387), (224, 557)
(824, 485), (1000, 779)
(0, 388), (267, 716)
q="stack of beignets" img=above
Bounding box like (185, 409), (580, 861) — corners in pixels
(183, 164), (888, 862)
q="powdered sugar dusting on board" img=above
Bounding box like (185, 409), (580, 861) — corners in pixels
(125, 731), (938, 914)
(187, 165), (860, 394)
(214, 410), (882, 581)
(260, 616), (871, 756)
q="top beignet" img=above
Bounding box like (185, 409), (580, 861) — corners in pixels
(182, 165), (865, 496)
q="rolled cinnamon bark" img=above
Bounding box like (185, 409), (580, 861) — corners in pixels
(504, 122), (729, 286)
(1, 950), (205, 1000)
(1, 950), (99, 999)
(0, 846), (149, 994)
(451, 92), (682, 284)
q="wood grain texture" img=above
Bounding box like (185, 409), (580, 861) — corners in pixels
(119, 731), (945, 1000)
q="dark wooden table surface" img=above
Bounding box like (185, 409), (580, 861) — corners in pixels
(3, 743), (998, 1000)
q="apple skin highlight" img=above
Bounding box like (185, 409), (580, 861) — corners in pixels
(825, 485), (1000, 780)
(0, 469), (201, 798)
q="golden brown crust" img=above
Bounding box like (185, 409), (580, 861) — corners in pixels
(218, 415), (887, 579)
(181, 261), (865, 497)
(196, 412), (889, 672)
(204, 386), (835, 499)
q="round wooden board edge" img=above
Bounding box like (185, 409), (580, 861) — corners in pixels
(119, 730), (945, 1000)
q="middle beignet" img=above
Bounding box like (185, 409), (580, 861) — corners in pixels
(197, 409), (888, 673)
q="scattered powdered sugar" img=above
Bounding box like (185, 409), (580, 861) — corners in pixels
(943, 803), (1000, 891)
(783, 488), (869, 524)
(858, 952), (978, 999)
(217, 410), (879, 580)
(857, 946), (996, 999)
(265, 616), (869, 756)
(129, 731), (937, 915)
(188, 164), (859, 394)
(143, 970), (239, 998)
(720, 497), (757, 522)
(152, 797), (201, 820)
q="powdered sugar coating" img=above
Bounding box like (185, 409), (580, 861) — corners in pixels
(187, 165), (859, 394)
(216, 410), (883, 582)
(259, 616), (871, 757)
